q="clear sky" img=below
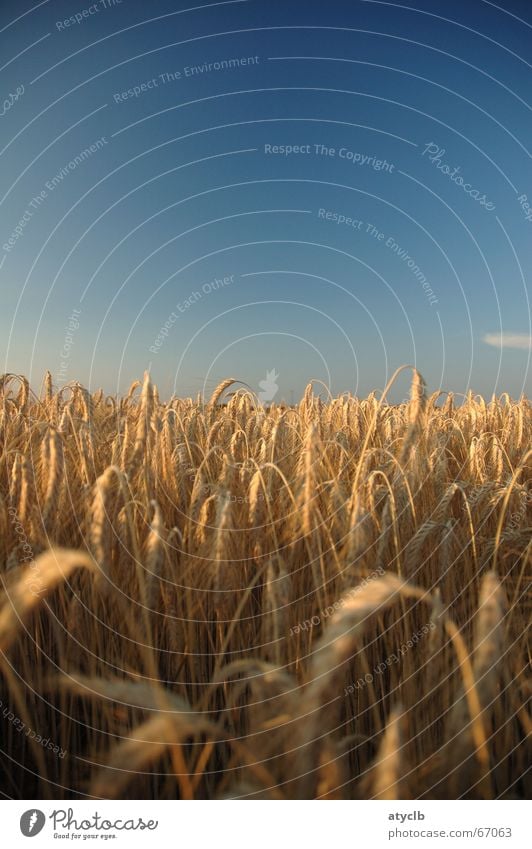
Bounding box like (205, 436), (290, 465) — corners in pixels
(1, 0), (531, 401)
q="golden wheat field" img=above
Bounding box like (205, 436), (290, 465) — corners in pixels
(0, 366), (530, 800)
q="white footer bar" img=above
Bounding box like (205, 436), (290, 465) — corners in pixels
(4, 800), (527, 848)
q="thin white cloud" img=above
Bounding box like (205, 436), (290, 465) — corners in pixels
(483, 332), (532, 350)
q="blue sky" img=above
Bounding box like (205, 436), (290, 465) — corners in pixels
(1, 0), (531, 400)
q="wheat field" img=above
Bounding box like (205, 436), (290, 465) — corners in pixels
(0, 367), (530, 799)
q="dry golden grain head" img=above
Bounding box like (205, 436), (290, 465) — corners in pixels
(346, 495), (373, 565)
(371, 707), (409, 800)
(41, 429), (64, 525)
(0, 548), (95, 651)
(209, 378), (238, 407)
(90, 714), (195, 799)
(140, 369), (154, 404)
(43, 370), (53, 402)
(473, 571), (506, 698)
(89, 468), (114, 568)
(55, 672), (192, 713)
(212, 491), (232, 564)
(145, 501), (166, 609)
(291, 574), (423, 798)
(309, 574), (409, 676)
(248, 469), (264, 526)
(408, 368), (426, 423)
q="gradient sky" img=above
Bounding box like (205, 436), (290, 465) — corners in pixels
(1, 0), (531, 401)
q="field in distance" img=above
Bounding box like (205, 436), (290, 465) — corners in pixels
(0, 368), (530, 799)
